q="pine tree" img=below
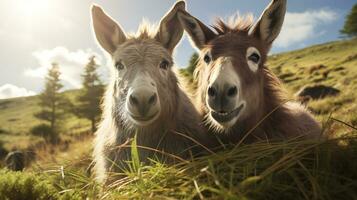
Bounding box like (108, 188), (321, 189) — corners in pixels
(187, 53), (199, 75)
(34, 63), (68, 143)
(76, 56), (104, 132)
(340, 3), (357, 37)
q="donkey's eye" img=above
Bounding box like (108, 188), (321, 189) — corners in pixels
(248, 53), (260, 63)
(203, 53), (211, 64)
(160, 59), (170, 70)
(115, 61), (125, 70)
(246, 47), (261, 73)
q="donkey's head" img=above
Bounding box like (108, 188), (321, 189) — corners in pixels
(92, 2), (185, 127)
(178, 0), (286, 130)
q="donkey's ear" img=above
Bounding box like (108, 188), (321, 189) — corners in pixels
(91, 4), (126, 55)
(177, 10), (216, 50)
(249, 0), (286, 45)
(155, 1), (186, 53)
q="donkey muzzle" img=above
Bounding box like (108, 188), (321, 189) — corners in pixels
(127, 86), (160, 125)
(207, 83), (237, 113)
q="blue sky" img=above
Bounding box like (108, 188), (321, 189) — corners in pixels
(0, 0), (355, 99)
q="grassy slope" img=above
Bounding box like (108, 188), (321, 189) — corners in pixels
(0, 89), (91, 150)
(267, 38), (357, 128)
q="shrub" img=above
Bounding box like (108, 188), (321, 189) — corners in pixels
(30, 124), (59, 144)
(0, 169), (59, 200)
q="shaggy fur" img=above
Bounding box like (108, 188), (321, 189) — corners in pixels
(91, 2), (207, 183)
(178, 1), (322, 148)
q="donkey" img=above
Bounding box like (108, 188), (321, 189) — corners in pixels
(91, 1), (206, 182)
(178, 0), (321, 146)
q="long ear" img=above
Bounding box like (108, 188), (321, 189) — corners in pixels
(91, 5), (127, 55)
(177, 10), (216, 50)
(249, 0), (286, 45)
(155, 1), (186, 53)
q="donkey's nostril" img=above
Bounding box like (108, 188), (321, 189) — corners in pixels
(208, 87), (217, 97)
(227, 86), (237, 97)
(129, 95), (139, 106)
(148, 93), (157, 105)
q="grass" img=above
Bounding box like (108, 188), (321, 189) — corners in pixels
(105, 135), (357, 199)
(1, 128), (357, 199)
(0, 89), (91, 151)
(267, 38), (357, 129)
(0, 38), (357, 199)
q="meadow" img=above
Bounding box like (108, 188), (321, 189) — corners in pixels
(0, 38), (356, 199)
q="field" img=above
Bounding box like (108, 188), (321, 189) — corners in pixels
(0, 38), (357, 199)
(268, 38), (357, 130)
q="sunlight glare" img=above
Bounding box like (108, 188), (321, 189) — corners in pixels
(15, 0), (51, 18)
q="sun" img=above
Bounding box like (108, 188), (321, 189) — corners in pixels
(15, 0), (51, 18)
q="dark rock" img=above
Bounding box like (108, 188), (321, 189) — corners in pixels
(296, 85), (340, 100)
(5, 151), (25, 171)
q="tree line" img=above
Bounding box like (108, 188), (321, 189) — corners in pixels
(31, 56), (104, 144)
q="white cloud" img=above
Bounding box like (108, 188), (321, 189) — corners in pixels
(275, 9), (337, 48)
(0, 84), (36, 99)
(25, 47), (104, 89)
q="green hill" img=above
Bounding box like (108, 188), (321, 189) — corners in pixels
(0, 89), (91, 151)
(268, 38), (357, 128)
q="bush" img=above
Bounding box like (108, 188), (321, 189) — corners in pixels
(0, 169), (59, 200)
(30, 124), (59, 144)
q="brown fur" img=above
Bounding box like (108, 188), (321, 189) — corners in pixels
(180, 11), (322, 147)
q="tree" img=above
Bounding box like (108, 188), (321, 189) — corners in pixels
(340, 3), (357, 37)
(75, 56), (104, 132)
(186, 53), (199, 75)
(34, 63), (68, 143)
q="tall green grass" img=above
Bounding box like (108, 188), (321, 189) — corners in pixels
(2, 126), (355, 199)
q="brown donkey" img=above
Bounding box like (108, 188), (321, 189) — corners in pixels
(91, 1), (206, 183)
(178, 0), (321, 146)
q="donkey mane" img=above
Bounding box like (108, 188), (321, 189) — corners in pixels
(212, 14), (254, 35)
(262, 67), (288, 112)
(129, 20), (158, 39)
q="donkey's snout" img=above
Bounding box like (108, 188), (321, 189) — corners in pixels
(129, 89), (158, 117)
(207, 83), (238, 112)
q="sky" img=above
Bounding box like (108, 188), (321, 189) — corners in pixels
(0, 0), (355, 99)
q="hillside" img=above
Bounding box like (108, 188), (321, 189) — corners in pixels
(268, 38), (357, 130)
(0, 90), (91, 151)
